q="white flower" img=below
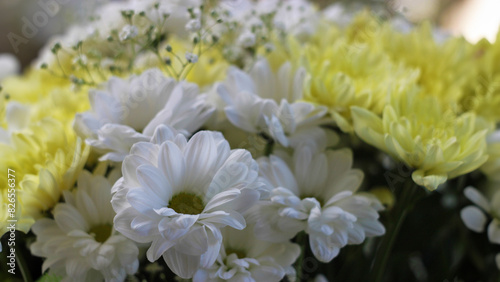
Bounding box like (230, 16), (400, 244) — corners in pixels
(74, 68), (214, 162)
(130, 0), (202, 37)
(185, 52), (199, 63)
(186, 19), (202, 32)
(0, 102), (31, 144)
(217, 58), (328, 148)
(30, 170), (139, 281)
(111, 125), (264, 278)
(0, 53), (20, 81)
(461, 186), (500, 270)
(237, 31), (256, 48)
(273, 0), (318, 39)
(119, 25), (139, 41)
(461, 186), (500, 244)
(193, 226), (300, 282)
(248, 146), (385, 262)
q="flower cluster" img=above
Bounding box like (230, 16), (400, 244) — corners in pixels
(1, 0), (500, 281)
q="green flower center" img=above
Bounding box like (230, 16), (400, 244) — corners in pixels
(89, 224), (113, 243)
(225, 248), (247, 259)
(169, 192), (204, 215)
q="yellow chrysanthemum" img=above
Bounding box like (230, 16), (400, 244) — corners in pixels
(1, 69), (70, 104)
(351, 91), (490, 191)
(301, 37), (419, 132)
(0, 118), (89, 234)
(461, 32), (500, 123)
(1, 70), (90, 235)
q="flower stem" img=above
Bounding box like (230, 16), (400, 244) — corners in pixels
(295, 231), (308, 281)
(370, 179), (422, 282)
(16, 236), (33, 282)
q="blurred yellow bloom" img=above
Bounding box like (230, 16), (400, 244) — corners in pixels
(1, 69), (70, 103)
(351, 91), (489, 191)
(0, 118), (89, 234)
(461, 32), (500, 123)
(1, 69), (90, 235)
(370, 186), (395, 210)
(377, 22), (475, 106)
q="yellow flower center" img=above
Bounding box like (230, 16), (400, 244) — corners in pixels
(169, 192), (204, 215)
(89, 224), (113, 243)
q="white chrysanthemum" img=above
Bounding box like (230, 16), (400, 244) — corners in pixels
(30, 170), (139, 281)
(193, 226), (300, 282)
(111, 125), (264, 278)
(249, 146), (385, 262)
(74, 68), (214, 162)
(217, 58), (328, 148)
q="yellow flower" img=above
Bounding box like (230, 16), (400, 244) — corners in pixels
(300, 25), (419, 132)
(1, 70), (90, 235)
(0, 118), (89, 234)
(1, 68), (70, 104)
(377, 22), (475, 105)
(351, 91), (489, 191)
(461, 32), (500, 123)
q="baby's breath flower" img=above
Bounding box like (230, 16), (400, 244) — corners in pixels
(185, 19), (201, 32)
(185, 52), (199, 63)
(237, 30), (256, 48)
(119, 25), (139, 41)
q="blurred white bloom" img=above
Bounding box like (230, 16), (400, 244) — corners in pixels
(111, 125), (264, 278)
(74, 68), (214, 162)
(273, 0), (318, 39)
(461, 186), (500, 243)
(119, 25), (139, 41)
(237, 31), (256, 48)
(186, 19), (202, 32)
(0, 102), (31, 144)
(249, 147), (385, 262)
(30, 170), (139, 281)
(322, 2), (357, 26)
(193, 227), (300, 282)
(185, 52), (199, 63)
(72, 54), (88, 65)
(461, 186), (500, 270)
(131, 0), (202, 37)
(217, 58), (328, 148)
(0, 54), (20, 81)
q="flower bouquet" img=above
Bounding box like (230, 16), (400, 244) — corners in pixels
(1, 0), (500, 281)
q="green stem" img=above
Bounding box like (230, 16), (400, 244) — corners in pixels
(370, 179), (421, 282)
(16, 237), (32, 282)
(294, 231), (308, 281)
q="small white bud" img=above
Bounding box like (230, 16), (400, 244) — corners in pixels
(185, 52), (198, 63)
(185, 19), (201, 32)
(237, 31), (256, 48)
(119, 25), (139, 41)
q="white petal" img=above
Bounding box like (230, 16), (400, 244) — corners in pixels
(460, 206), (487, 233)
(163, 248), (201, 279)
(464, 186), (491, 212)
(309, 234), (340, 263)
